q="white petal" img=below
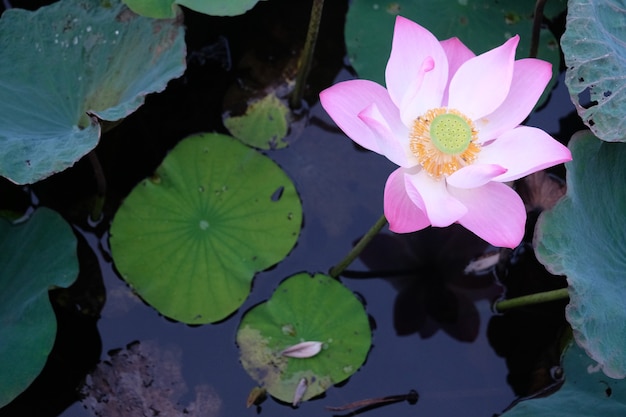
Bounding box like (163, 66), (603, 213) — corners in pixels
(292, 377), (308, 407)
(281, 341), (323, 358)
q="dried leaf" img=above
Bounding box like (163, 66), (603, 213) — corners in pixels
(517, 171), (566, 212)
(81, 341), (221, 417)
(246, 386), (266, 408)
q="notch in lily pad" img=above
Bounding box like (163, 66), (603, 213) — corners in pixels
(109, 133), (302, 324)
(236, 273), (372, 405)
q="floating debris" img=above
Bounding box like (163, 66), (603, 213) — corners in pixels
(246, 386), (267, 408)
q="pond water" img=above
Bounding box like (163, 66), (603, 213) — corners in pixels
(0, 1), (581, 416)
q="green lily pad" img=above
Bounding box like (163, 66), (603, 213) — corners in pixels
(109, 133), (302, 324)
(0, 208), (79, 407)
(535, 130), (626, 378)
(236, 273), (372, 404)
(0, 0), (186, 184)
(502, 341), (626, 416)
(345, 0), (563, 107)
(122, 0), (261, 18)
(223, 93), (290, 150)
(561, 0), (626, 142)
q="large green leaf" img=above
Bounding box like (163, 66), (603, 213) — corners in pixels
(502, 341), (626, 416)
(535, 130), (626, 378)
(0, 0), (186, 184)
(561, 0), (626, 142)
(345, 0), (563, 107)
(122, 0), (261, 18)
(109, 133), (302, 324)
(0, 208), (79, 407)
(237, 273), (372, 404)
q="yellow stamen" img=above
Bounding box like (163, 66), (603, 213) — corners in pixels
(409, 108), (480, 179)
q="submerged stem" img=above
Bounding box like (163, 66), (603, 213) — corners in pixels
(289, 0), (324, 110)
(494, 287), (569, 312)
(88, 150), (106, 222)
(325, 390), (418, 412)
(330, 214), (387, 278)
(529, 0), (547, 58)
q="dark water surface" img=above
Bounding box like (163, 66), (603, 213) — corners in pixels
(0, 1), (580, 416)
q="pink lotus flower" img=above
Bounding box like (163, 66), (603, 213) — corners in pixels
(319, 16), (572, 248)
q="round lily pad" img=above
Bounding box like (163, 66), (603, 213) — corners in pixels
(109, 133), (302, 324)
(236, 273), (372, 404)
(0, 208), (79, 407)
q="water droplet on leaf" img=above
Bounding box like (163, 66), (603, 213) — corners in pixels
(281, 324), (296, 336)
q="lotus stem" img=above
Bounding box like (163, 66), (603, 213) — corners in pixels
(529, 0), (547, 58)
(289, 0), (324, 110)
(493, 287), (569, 312)
(330, 214), (387, 278)
(325, 389), (419, 411)
(88, 150), (106, 222)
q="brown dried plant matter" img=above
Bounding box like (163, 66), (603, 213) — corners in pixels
(81, 341), (221, 417)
